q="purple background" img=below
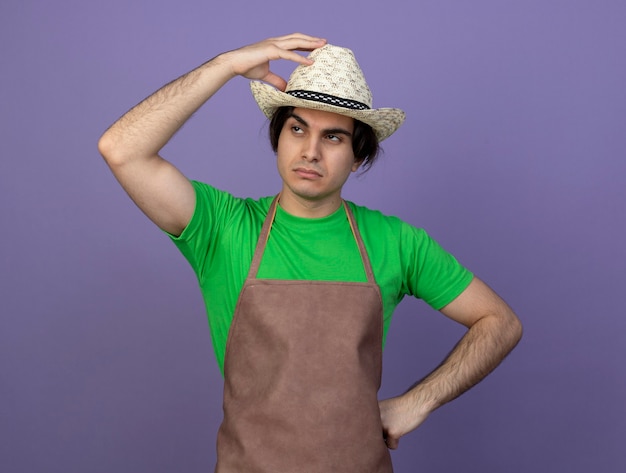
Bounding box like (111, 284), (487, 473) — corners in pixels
(2, 1), (625, 471)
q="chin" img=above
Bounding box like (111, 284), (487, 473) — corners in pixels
(285, 185), (326, 202)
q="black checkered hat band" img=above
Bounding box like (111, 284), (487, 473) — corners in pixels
(287, 90), (370, 111)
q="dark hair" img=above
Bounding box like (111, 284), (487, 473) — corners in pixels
(268, 106), (381, 172)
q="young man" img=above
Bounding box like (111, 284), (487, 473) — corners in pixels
(99, 33), (522, 472)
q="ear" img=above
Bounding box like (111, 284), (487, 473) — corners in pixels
(351, 158), (364, 172)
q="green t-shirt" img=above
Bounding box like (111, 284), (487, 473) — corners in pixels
(170, 181), (473, 373)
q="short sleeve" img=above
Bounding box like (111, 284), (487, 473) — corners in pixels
(402, 226), (473, 310)
(166, 181), (239, 280)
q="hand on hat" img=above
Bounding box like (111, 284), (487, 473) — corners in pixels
(225, 33), (326, 91)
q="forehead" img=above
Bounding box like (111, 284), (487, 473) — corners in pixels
(290, 107), (354, 131)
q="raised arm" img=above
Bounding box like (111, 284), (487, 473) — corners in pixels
(379, 276), (523, 449)
(97, 33), (326, 236)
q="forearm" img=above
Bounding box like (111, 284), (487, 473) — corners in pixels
(98, 53), (235, 165)
(405, 310), (522, 414)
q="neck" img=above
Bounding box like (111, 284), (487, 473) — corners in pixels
(278, 191), (343, 218)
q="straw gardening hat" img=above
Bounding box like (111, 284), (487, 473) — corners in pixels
(250, 44), (405, 141)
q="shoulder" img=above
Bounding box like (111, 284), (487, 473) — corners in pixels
(345, 200), (456, 270)
(173, 181), (276, 243)
(346, 200), (429, 240)
(191, 180), (274, 219)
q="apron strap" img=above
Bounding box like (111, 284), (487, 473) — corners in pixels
(343, 201), (376, 284)
(247, 195), (280, 279)
(246, 195), (376, 284)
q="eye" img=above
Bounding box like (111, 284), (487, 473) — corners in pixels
(326, 134), (341, 142)
(291, 125), (303, 134)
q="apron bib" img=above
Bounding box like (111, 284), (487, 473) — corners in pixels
(216, 197), (393, 473)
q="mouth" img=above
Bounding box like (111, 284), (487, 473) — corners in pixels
(293, 167), (323, 179)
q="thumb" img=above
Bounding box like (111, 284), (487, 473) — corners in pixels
(261, 70), (288, 91)
(383, 433), (400, 450)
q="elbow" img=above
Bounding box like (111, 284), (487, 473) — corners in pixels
(98, 132), (121, 167)
(97, 130), (134, 168)
(505, 309), (523, 350)
(98, 130), (116, 163)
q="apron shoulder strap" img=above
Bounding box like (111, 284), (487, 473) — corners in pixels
(343, 201), (376, 284)
(246, 195), (280, 280)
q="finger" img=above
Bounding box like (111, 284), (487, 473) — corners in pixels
(385, 436), (400, 450)
(260, 70), (288, 91)
(271, 34), (327, 54)
(260, 44), (320, 71)
(271, 32), (327, 46)
(276, 49), (317, 66)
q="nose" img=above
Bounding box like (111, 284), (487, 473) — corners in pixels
(301, 136), (321, 162)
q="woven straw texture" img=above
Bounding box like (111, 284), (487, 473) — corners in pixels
(251, 45), (405, 141)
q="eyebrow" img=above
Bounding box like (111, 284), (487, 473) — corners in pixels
(289, 112), (353, 138)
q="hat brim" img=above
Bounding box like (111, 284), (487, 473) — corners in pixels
(250, 81), (405, 142)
